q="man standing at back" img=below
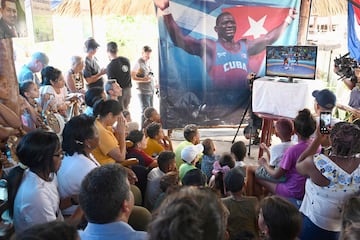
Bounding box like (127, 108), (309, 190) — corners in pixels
(107, 41), (132, 110)
(17, 52), (49, 86)
(79, 164), (147, 240)
(0, 0), (18, 39)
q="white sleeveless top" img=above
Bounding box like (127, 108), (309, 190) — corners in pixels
(300, 153), (360, 231)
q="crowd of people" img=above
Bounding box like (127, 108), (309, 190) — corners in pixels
(0, 37), (359, 240)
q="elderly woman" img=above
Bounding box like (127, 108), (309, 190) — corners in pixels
(65, 56), (86, 94)
(296, 122), (360, 240)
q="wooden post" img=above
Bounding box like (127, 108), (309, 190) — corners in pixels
(297, 0), (312, 45)
(0, 38), (22, 129)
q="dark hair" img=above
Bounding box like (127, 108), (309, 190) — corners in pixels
(331, 122), (360, 157)
(146, 122), (161, 139)
(341, 193), (360, 237)
(157, 151), (176, 173)
(126, 130), (144, 148)
(159, 171), (179, 192)
(7, 129), (59, 217)
(1, 0), (15, 9)
(275, 118), (294, 140)
(62, 114), (96, 156)
(107, 41), (118, 54)
(85, 87), (104, 107)
(144, 107), (156, 119)
(230, 141), (246, 161)
(293, 108), (316, 139)
(260, 196), (302, 240)
(41, 66), (62, 86)
(224, 167), (245, 193)
(13, 221), (78, 240)
(143, 45), (152, 52)
(216, 12), (233, 26)
(182, 168), (207, 186)
(215, 153), (235, 197)
(202, 138), (214, 156)
(19, 80), (36, 99)
(93, 99), (122, 118)
(183, 124), (198, 142)
(148, 186), (228, 240)
(79, 164), (129, 224)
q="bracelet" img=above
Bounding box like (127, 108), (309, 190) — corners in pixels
(285, 15), (293, 25)
(162, 7), (171, 15)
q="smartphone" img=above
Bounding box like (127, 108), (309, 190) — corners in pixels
(320, 112), (331, 134)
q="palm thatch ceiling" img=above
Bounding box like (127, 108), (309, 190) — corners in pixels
(53, 0), (155, 16)
(53, 0), (347, 17)
(311, 0), (347, 17)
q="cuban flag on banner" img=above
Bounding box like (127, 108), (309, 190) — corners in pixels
(348, 0), (360, 61)
(156, 0), (300, 128)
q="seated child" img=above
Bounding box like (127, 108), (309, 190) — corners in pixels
(255, 118), (294, 183)
(230, 141), (247, 176)
(256, 109), (319, 201)
(201, 138), (217, 180)
(178, 144), (204, 180)
(222, 167), (259, 240)
(209, 153), (235, 197)
(143, 107), (160, 130)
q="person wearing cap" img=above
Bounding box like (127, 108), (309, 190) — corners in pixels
(222, 167), (259, 240)
(131, 46), (156, 127)
(106, 41), (132, 110)
(18, 52), (49, 86)
(178, 144), (204, 180)
(83, 37), (107, 89)
(312, 88), (341, 149)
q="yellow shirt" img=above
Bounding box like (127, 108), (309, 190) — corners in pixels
(143, 137), (164, 157)
(92, 119), (118, 165)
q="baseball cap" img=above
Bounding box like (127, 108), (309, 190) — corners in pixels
(181, 144), (204, 164)
(312, 89), (336, 110)
(224, 167), (245, 193)
(85, 37), (100, 51)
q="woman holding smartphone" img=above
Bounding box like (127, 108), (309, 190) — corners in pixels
(296, 122), (360, 240)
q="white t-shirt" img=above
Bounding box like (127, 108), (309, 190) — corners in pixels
(14, 170), (63, 234)
(269, 141), (294, 167)
(144, 167), (165, 210)
(39, 85), (67, 107)
(57, 152), (100, 215)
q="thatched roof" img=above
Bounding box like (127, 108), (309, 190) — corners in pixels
(54, 0), (347, 17)
(311, 0), (347, 17)
(54, 0), (155, 16)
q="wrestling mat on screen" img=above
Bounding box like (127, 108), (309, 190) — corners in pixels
(155, 0), (301, 129)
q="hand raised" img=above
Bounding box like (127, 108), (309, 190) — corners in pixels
(153, 0), (169, 10)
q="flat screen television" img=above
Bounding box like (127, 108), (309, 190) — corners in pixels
(265, 45), (318, 82)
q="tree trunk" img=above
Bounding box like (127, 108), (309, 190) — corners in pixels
(0, 38), (22, 128)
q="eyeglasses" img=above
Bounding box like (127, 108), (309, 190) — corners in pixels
(53, 151), (65, 159)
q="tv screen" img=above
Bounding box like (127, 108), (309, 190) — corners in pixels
(265, 45), (318, 81)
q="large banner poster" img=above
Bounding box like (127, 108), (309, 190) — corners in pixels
(155, 0), (301, 129)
